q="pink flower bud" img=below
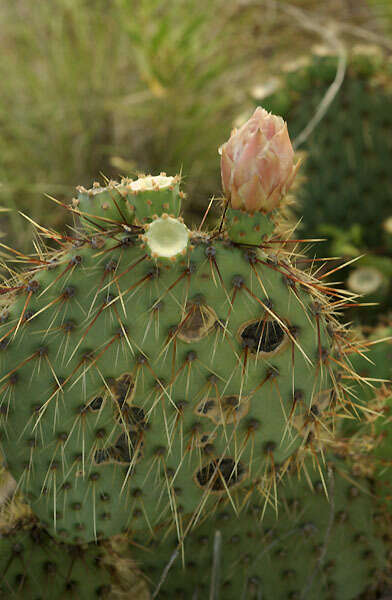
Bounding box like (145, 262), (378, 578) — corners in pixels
(220, 107), (300, 213)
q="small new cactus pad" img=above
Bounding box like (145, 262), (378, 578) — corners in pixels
(75, 174), (182, 230)
(75, 180), (135, 229)
(0, 171), (357, 544)
(128, 174), (182, 224)
(0, 521), (115, 598)
(132, 455), (387, 599)
(259, 48), (392, 252)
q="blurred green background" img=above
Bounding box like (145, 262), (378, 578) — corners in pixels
(0, 0), (391, 251)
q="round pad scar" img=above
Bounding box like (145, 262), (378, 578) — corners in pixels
(145, 216), (190, 258)
(347, 266), (384, 295)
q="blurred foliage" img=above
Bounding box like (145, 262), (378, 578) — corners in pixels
(261, 51), (392, 250)
(0, 0), (255, 245)
(0, 0), (124, 242)
(0, 0), (390, 250)
(369, 0), (392, 32)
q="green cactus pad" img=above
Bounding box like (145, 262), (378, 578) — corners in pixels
(133, 455), (387, 599)
(0, 182), (358, 544)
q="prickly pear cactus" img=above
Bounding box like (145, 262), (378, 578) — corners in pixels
(258, 47), (392, 253)
(132, 455), (388, 600)
(0, 111), (361, 546)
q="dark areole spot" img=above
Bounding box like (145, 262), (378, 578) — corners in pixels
(241, 319), (285, 353)
(89, 396), (103, 411)
(196, 458), (245, 491)
(94, 448), (112, 465)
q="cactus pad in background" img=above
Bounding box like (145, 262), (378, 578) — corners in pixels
(342, 323), (392, 509)
(0, 518), (147, 599)
(0, 108), (364, 546)
(347, 322), (392, 406)
(372, 387), (392, 509)
(132, 455), (388, 599)
(0, 525), (113, 598)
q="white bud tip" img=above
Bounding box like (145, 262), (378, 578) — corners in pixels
(145, 217), (189, 259)
(129, 175), (175, 192)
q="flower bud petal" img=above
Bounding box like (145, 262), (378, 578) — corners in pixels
(220, 107), (299, 214)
